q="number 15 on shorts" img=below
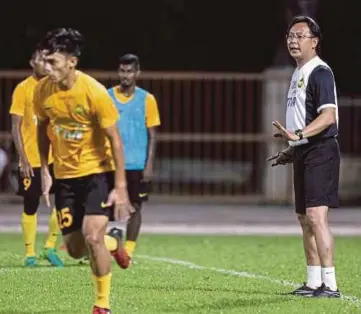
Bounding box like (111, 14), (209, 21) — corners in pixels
(57, 207), (73, 230)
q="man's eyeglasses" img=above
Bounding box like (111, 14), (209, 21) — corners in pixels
(286, 33), (315, 42)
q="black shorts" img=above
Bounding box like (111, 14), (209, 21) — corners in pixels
(126, 170), (149, 205)
(17, 164), (56, 198)
(55, 171), (115, 235)
(293, 137), (340, 215)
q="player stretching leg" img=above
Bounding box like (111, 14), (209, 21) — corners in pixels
(35, 28), (134, 313)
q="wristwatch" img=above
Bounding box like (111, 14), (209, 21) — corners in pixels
(294, 129), (304, 140)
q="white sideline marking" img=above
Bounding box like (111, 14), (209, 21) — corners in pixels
(138, 255), (361, 309)
(2, 224), (361, 235)
(1, 250), (360, 308)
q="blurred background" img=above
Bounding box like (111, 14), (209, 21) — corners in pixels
(0, 0), (361, 209)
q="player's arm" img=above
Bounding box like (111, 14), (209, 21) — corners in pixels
(33, 85), (50, 170)
(11, 115), (33, 177)
(144, 93), (161, 180)
(104, 125), (127, 188)
(33, 85), (52, 206)
(267, 145), (294, 167)
(37, 118), (52, 207)
(301, 67), (337, 139)
(37, 119), (51, 170)
(146, 127), (157, 168)
(9, 84), (33, 178)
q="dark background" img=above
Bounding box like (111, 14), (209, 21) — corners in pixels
(0, 0), (359, 95)
(1, 0), (361, 200)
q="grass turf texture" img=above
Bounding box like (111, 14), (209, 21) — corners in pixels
(0, 234), (360, 314)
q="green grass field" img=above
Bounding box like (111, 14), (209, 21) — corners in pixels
(1, 233), (361, 314)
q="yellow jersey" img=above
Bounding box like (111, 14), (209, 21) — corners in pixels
(9, 76), (53, 167)
(34, 71), (120, 179)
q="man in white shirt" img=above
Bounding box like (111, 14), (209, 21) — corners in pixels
(268, 15), (340, 298)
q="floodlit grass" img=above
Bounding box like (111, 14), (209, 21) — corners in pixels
(0, 234), (360, 313)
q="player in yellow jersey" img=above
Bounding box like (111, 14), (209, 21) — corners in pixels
(108, 54), (161, 261)
(34, 28), (134, 314)
(9, 50), (63, 267)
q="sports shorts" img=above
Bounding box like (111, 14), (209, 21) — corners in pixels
(55, 171), (115, 235)
(293, 137), (340, 215)
(17, 164), (56, 198)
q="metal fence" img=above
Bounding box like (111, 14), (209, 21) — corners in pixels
(0, 70), (360, 204)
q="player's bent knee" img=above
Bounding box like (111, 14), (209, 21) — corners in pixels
(82, 215), (108, 248)
(83, 231), (104, 248)
(66, 246), (87, 259)
(63, 231), (88, 259)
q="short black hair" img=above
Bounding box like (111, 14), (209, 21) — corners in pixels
(38, 28), (84, 57)
(119, 53), (140, 70)
(287, 15), (322, 53)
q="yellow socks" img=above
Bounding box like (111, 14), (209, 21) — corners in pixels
(44, 208), (59, 249)
(93, 273), (112, 309)
(104, 235), (118, 252)
(125, 240), (136, 257)
(21, 213), (37, 257)
(104, 236), (136, 257)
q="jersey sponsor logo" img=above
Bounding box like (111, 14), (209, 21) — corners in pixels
(74, 104), (85, 115)
(298, 77), (304, 88)
(54, 122), (85, 141)
(286, 97), (296, 108)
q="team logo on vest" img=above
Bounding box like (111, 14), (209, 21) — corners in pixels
(74, 104), (85, 115)
(298, 77), (304, 88)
